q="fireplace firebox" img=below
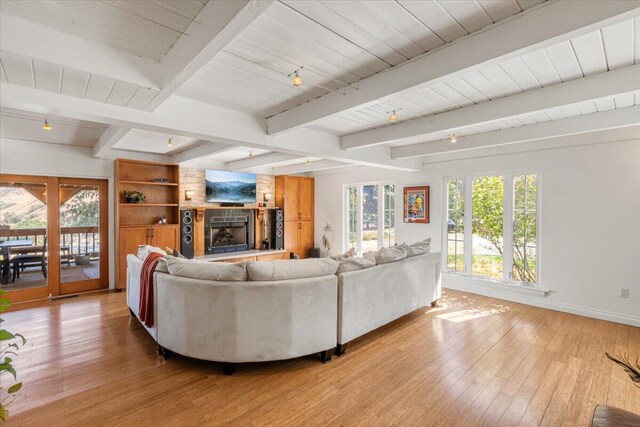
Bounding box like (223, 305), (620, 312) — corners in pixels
(204, 210), (255, 254)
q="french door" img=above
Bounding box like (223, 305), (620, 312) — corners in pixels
(0, 174), (109, 303)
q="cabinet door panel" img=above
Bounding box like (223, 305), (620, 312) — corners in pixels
(298, 221), (314, 259)
(284, 221), (299, 257)
(153, 225), (179, 252)
(283, 177), (300, 222)
(299, 177), (314, 221)
(118, 226), (150, 288)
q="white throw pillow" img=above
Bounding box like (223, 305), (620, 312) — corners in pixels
(374, 246), (408, 264)
(330, 247), (356, 261)
(137, 245), (167, 261)
(336, 257), (376, 274)
(363, 251), (377, 264)
(411, 238), (432, 247)
(247, 258), (339, 281)
(165, 256), (247, 281)
(398, 242), (430, 257)
(155, 257), (169, 273)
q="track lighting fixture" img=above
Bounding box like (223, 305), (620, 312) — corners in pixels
(249, 151), (254, 158)
(167, 138), (173, 147)
(43, 119), (52, 131)
(450, 134), (457, 143)
(388, 110), (397, 122)
(288, 66), (304, 87)
(306, 159), (311, 165)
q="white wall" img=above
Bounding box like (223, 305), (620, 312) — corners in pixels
(314, 138), (640, 326)
(0, 139), (117, 288)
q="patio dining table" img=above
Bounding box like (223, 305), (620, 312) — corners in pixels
(0, 239), (34, 285)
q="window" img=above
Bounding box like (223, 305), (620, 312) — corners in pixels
(345, 183), (395, 254)
(444, 173), (539, 285)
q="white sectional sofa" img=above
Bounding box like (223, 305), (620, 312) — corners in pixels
(127, 250), (441, 374)
(336, 252), (441, 355)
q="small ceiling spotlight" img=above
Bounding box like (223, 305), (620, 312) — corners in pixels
(288, 66), (304, 87)
(306, 159), (311, 165)
(450, 134), (457, 143)
(43, 119), (52, 131)
(248, 151), (254, 158)
(167, 138), (173, 147)
(388, 110), (397, 122)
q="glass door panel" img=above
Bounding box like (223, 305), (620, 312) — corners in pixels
(0, 177), (49, 301)
(58, 179), (108, 294)
(361, 185), (379, 253)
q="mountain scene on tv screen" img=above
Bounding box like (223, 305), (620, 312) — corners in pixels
(206, 179), (256, 203)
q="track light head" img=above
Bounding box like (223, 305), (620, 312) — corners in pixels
(450, 134), (457, 144)
(167, 138), (173, 147)
(43, 119), (52, 131)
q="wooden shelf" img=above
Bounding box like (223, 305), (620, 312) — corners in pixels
(119, 203), (179, 207)
(119, 180), (178, 187)
(120, 223), (179, 228)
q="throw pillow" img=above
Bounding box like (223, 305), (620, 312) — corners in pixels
(330, 247), (356, 261)
(137, 245), (167, 261)
(411, 237), (432, 247)
(336, 257), (376, 274)
(363, 251), (377, 264)
(398, 242), (430, 257)
(247, 258), (339, 281)
(374, 246), (407, 264)
(165, 256), (247, 281)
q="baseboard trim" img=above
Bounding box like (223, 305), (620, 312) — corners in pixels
(443, 278), (640, 327)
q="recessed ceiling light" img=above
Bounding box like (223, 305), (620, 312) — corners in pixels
(43, 119), (52, 131)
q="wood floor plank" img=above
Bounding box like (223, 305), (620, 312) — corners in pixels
(1, 289), (638, 427)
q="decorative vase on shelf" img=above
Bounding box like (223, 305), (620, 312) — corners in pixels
(124, 191), (145, 204)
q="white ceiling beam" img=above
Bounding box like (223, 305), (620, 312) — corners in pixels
(343, 65), (640, 149)
(170, 142), (237, 164)
(92, 126), (132, 159)
(266, 1), (640, 135)
(227, 152), (300, 171)
(0, 14), (157, 89)
(147, 0), (275, 111)
(0, 83), (421, 171)
(391, 106), (640, 159)
(272, 160), (349, 175)
(420, 126), (640, 165)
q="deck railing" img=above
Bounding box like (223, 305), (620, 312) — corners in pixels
(0, 227), (100, 257)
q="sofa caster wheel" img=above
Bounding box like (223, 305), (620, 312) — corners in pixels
(320, 348), (334, 364)
(222, 363), (236, 376)
(157, 345), (172, 358)
(335, 343), (348, 357)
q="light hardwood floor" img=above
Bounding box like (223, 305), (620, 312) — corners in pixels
(2, 289), (639, 426)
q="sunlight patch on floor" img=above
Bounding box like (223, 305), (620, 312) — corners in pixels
(436, 307), (507, 323)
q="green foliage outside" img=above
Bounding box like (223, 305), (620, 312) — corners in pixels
(0, 290), (26, 422)
(60, 190), (99, 227)
(447, 175), (537, 284)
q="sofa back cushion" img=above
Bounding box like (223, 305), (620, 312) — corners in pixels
(165, 256), (248, 281)
(247, 258), (339, 281)
(336, 257), (376, 274)
(137, 245), (167, 261)
(374, 246), (408, 264)
(398, 242), (431, 258)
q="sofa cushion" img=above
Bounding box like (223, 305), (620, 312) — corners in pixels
(155, 257), (169, 274)
(330, 247), (355, 261)
(374, 246), (407, 264)
(411, 237), (432, 247)
(137, 245), (167, 261)
(398, 242), (431, 257)
(336, 257), (376, 274)
(165, 256), (247, 281)
(247, 258), (339, 281)
(363, 251), (377, 264)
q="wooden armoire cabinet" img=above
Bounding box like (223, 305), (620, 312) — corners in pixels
(275, 176), (314, 258)
(115, 159), (180, 289)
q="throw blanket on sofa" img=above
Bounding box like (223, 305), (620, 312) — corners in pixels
(139, 252), (163, 328)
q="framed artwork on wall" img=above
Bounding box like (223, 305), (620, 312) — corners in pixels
(403, 186), (429, 223)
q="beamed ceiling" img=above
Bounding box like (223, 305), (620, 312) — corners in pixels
(0, 0), (639, 174)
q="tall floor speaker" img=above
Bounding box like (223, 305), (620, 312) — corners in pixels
(270, 209), (284, 250)
(180, 209), (194, 259)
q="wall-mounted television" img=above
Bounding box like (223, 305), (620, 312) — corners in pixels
(205, 169), (257, 204)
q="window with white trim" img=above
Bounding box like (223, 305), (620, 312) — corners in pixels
(444, 173), (539, 285)
(345, 183), (395, 254)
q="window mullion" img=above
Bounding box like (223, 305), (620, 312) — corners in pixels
(377, 185), (384, 249)
(503, 174), (514, 281)
(356, 185), (363, 255)
(463, 178), (473, 274)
